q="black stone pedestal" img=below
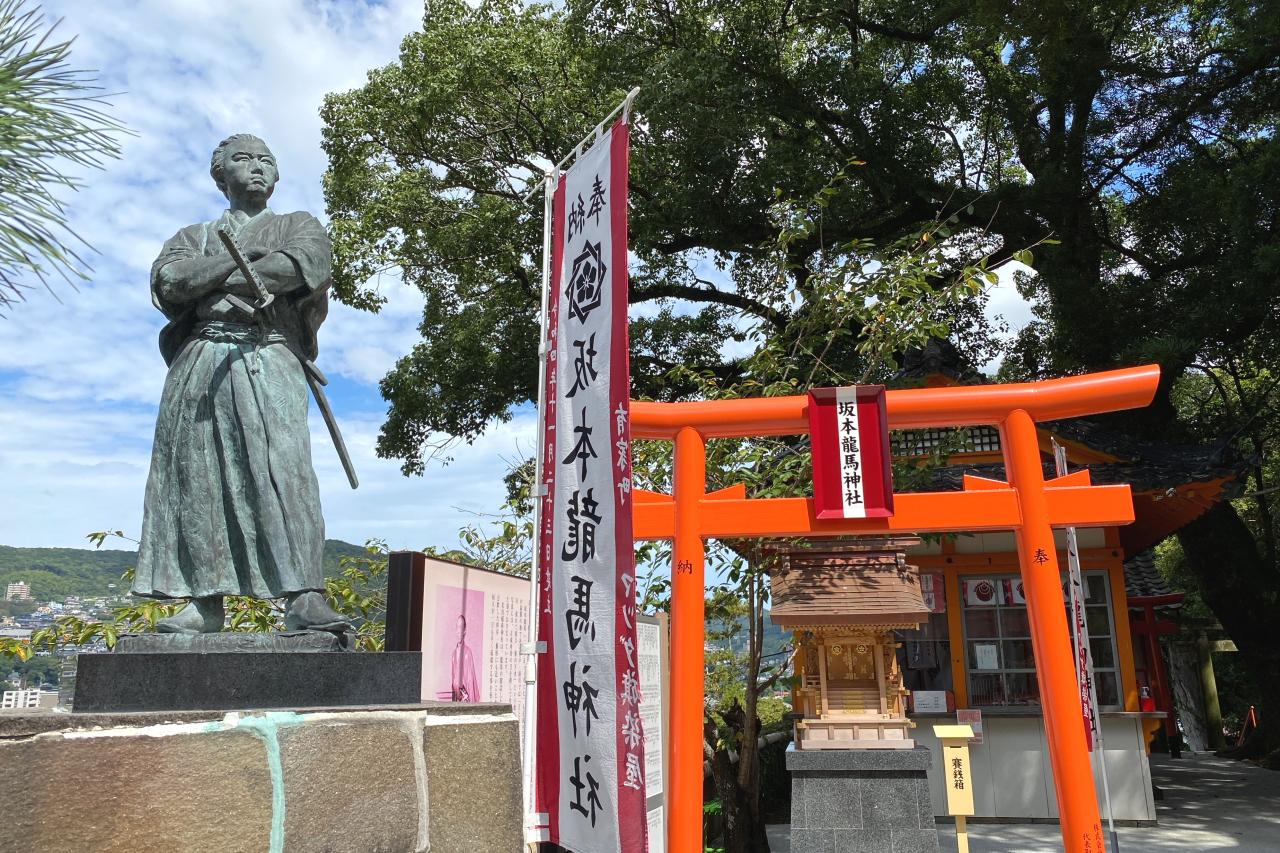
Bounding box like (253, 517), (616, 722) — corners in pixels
(73, 646), (421, 713)
(787, 745), (940, 853)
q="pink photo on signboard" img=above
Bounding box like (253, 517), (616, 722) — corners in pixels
(432, 584), (486, 702)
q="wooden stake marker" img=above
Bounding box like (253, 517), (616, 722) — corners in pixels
(933, 724), (977, 853)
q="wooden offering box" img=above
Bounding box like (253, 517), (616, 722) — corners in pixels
(769, 538), (929, 750)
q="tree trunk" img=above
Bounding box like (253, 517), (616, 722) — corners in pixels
(707, 702), (771, 853)
(1177, 501), (1280, 761)
(704, 559), (773, 853)
(1167, 641), (1209, 752)
(729, 568), (770, 853)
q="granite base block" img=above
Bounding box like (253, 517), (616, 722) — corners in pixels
(0, 704), (521, 853)
(788, 746), (940, 853)
(73, 650), (421, 712)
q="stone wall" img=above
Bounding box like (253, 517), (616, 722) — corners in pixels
(0, 704), (522, 853)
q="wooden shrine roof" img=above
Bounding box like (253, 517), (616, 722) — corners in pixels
(768, 542), (931, 628)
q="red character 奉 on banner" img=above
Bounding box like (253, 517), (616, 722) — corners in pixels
(533, 119), (648, 853)
(808, 385), (894, 519)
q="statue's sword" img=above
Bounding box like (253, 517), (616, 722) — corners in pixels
(217, 226), (360, 490)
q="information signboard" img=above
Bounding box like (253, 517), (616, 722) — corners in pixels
(637, 613), (668, 853)
(412, 555), (531, 719)
(956, 709), (984, 745)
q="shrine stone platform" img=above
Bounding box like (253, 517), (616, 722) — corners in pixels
(787, 745), (940, 853)
(0, 703), (522, 853)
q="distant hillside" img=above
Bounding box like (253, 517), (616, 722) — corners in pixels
(0, 540), (369, 601)
(708, 610), (790, 658)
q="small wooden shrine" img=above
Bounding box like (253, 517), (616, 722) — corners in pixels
(769, 537), (930, 750)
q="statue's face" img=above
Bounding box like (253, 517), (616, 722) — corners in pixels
(222, 138), (278, 204)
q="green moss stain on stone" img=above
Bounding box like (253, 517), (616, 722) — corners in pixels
(222, 712), (306, 853)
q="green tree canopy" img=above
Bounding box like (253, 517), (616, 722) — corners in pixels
(324, 0), (1277, 455)
(321, 0), (1009, 471)
(323, 0), (1280, 759)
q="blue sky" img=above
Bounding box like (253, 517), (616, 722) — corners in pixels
(0, 0), (1034, 552)
(0, 0), (536, 550)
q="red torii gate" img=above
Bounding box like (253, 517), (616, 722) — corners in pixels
(629, 364), (1161, 853)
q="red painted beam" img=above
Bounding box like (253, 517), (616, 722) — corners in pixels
(633, 483), (1135, 541)
(630, 365), (1160, 439)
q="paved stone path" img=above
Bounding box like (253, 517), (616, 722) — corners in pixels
(766, 752), (1280, 852)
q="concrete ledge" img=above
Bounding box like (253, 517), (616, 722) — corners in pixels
(0, 705), (522, 853)
(0, 702), (510, 738)
(933, 816), (1158, 827)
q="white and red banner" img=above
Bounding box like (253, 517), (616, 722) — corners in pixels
(1005, 577), (1027, 605)
(1055, 445), (1100, 753)
(1067, 544), (1097, 751)
(1054, 445), (1118, 853)
(807, 385), (893, 519)
(921, 571), (946, 614)
(533, 120), (647, 853)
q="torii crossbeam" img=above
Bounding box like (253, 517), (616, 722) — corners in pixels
(629, 364), (1161, 853)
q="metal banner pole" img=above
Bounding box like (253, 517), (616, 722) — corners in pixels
(522, 167), (556, 850)
(521, 88), (640, 204)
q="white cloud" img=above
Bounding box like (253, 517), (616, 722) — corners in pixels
(314, 409), (539, 546)
(323, 270), (426, 385)
(0, 1), (528, 551)
(980, 260), (1039, 373)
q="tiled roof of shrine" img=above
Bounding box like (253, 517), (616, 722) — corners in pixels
(915, 420), (1245, 494)
(894, 338), (982, 384)
(767, 541), (931, 628)
(1123, 549), (1183, 608)
(901, 417), (1250, 554)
